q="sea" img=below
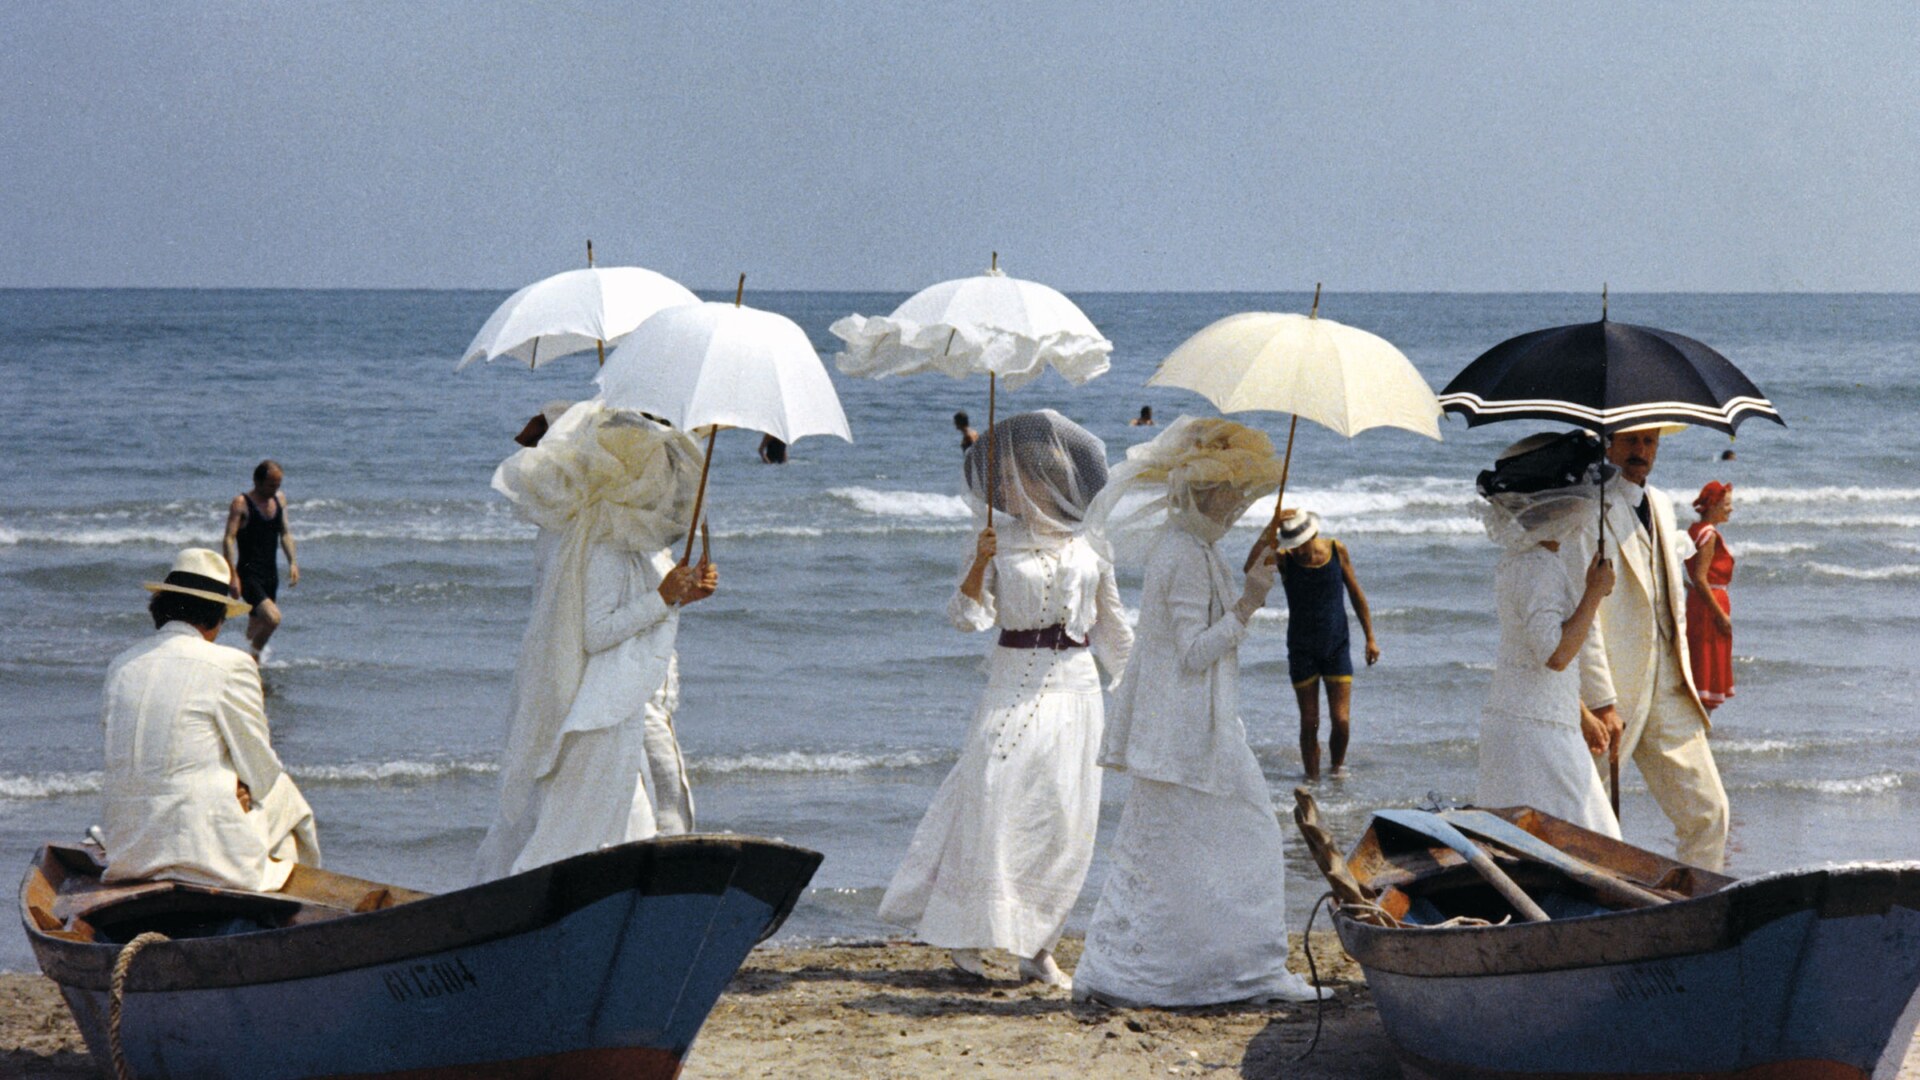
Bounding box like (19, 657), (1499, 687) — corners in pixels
(2, 289), (1916, 972)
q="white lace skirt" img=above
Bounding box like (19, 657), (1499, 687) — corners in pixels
(877, 645), (1103, 957)
(1476, 709), (1621, 839)
(1074, 778), (1300, 1006)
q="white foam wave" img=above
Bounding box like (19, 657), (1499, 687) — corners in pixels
(1772, 772), (1905, 796)
(691, 749), (948, 777)
(0, 759), (502, 800)
(295, 760), (498, 784)
(1745, 512), (1920, 529)
(1735, 542), (1817, 556)
(0, 771), (101, 800)
(1808, 562), (1920, 581)
(829, 487), (972, 520)
(1739, 486), (1920, 505)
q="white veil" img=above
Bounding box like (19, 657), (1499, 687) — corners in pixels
(962, 409), (1110, 545)
(1086, 416), (1284, 563)
(473, 403), (703, 882)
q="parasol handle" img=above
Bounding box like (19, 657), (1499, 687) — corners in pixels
(683, 427), (719, 565)
(1310, 282), (1321, 319)
(1249, 415), (1300, 572)
(985, 372), (997, 529)
(735, 273), (745, 307)
(587, 239), (594, 267)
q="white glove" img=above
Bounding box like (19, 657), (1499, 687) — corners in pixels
(1235, 557), (1277, 623)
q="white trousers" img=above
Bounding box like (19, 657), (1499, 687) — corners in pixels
(1622, 646), (1730, 871)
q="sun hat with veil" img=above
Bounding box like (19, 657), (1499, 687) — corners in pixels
(962, 409), (1109, 542)
(1474, 431), (1615, 555)
(473, 401), (705, 882)
(1086, 416), (1285, 562)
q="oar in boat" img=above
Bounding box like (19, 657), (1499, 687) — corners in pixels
(1440, 809), (1670, 910)
(1371, 809), (1551, 923)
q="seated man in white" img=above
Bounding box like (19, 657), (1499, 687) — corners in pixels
(100, 548), (319, 891)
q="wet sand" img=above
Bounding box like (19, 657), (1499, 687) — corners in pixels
(4, 935), (1915, 1078)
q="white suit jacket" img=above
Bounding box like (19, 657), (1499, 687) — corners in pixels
(101, 622), (320, 891)
(1099, 528), (1270, 808)
(1579, 479), (1711, 739)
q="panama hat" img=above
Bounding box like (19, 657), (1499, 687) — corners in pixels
(1615, 421), (1688, 436)
(144, 548), (251, 618)
(1274, 509), (1322, 552)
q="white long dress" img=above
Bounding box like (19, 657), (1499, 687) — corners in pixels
(877, 530), (1131, 957)
(1074, 528), (1309, 1006)
(1476, 546), (1621, 837)
(475, 542), (685, 880)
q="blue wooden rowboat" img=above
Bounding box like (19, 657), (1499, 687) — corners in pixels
(1301, 800), (1920, 1079)
(21, 835), (821, 1078)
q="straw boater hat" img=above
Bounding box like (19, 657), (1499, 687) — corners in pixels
(1274, 509), (1321, 552)
(144, 548), (251, 618)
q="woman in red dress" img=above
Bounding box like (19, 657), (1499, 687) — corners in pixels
(1685, 481), (1736, 712)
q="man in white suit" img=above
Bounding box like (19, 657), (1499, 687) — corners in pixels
(1581, 426), (1729, 870)
(102, 548), (320, 891)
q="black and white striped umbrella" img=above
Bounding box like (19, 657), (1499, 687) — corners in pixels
(1438, 318), (1784, 436)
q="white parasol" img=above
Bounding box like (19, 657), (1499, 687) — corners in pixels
(830, 254), (1111, 523)
(1147, 285), (1442, 543)
(595, 276), (852, 561)
(457, 241), (699, 371)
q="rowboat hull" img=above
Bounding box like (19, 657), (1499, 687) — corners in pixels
(1327, 808), (1920, 1079)
(23, 835), (821, 1079)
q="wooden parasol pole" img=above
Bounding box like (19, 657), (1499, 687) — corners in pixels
(682, 426), (719, 565)
(679, 274), (748, 564)
(985, 372), (998, 528)
(590, 239), (606, 367)
(982, 252), (1000, 528)
(1252, 283), (1321, 562)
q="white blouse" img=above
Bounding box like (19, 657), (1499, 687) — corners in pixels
(946, 533), (1131, 686)
(1487, 546), (1581, 724)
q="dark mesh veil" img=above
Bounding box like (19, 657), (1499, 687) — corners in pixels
(962, 409), (1109, 538)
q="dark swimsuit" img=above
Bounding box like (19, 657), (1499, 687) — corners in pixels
(1280, 542), (1353, 687)
(236, 493), (284, 606)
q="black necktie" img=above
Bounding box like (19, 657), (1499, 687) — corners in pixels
(1635, 496), (1652, 535)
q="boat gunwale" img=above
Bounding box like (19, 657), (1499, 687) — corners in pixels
(1334, 860), (1920, 979)
(21, 834), (823, 993)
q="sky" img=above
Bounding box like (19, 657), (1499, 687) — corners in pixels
(3, 2), (1917, 292)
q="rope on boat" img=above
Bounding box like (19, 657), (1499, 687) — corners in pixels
(1291, 891), (1335, 1063)
(109, 931), (169, 1080)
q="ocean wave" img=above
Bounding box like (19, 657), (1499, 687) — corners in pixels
(0, 771), (100, 800)
(1738, 486), (1920, 505)
(1735, 541), (1817, 556)
(1807, 562), (1920, 581)
(828, 487), (972, 520)
(1756, 772), (1906, 797)
(690, 749), (951, 777)
(1743, 512), (1920, 530)
(0, 758), (501, 801)
(295, 760), (498, 784)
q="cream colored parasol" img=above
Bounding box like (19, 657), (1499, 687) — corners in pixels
(1146, 285), (1442, 543)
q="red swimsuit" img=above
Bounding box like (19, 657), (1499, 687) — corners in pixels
(1685, 522), (1736, 710)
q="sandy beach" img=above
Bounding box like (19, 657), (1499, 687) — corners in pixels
(5, 933), (1916, 1079)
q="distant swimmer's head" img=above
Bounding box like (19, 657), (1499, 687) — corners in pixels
(953, 410), (970, 431)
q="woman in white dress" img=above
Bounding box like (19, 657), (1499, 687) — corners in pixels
(1073, 417), (1324, 1006)
(473, 405), (715, 882)
(1473, 433), (1621, 837)
(877, 410), (1132, 987)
